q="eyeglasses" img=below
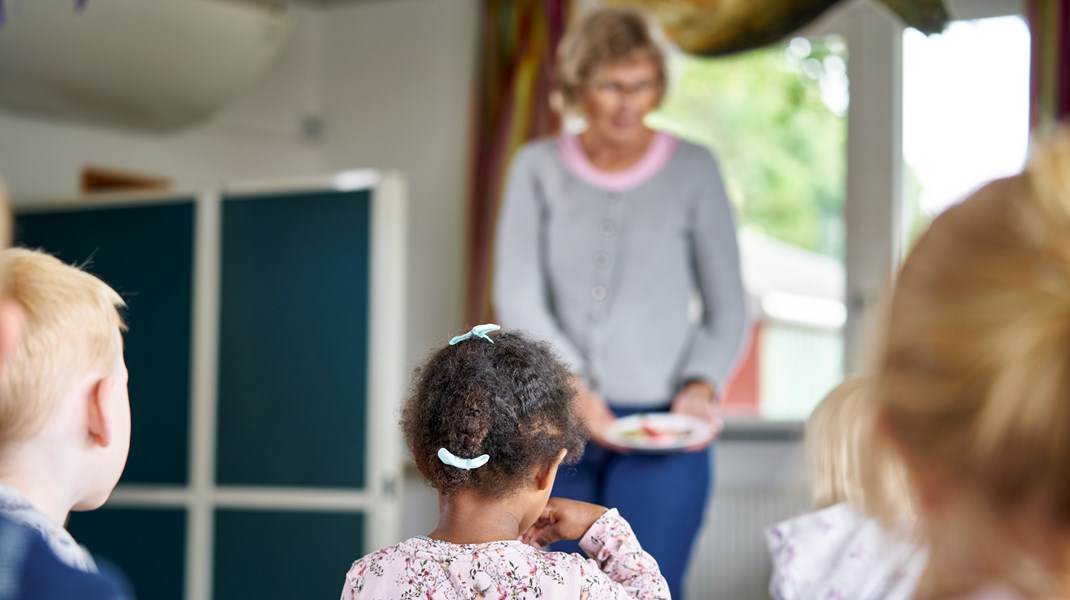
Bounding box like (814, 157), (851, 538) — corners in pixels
(589, 80), (659, 98)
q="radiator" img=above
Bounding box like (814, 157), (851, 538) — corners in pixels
(686, 486), (811, 599)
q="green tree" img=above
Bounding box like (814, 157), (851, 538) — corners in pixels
(649, 38), (848, 260)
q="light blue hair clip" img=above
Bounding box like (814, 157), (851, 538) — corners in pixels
(437, 448), (490, 470)
(449, 323), (501, 346)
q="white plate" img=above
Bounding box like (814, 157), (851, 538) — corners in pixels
(603, 412), (714, 453)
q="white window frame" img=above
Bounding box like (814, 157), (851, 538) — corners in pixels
(805, 0), (1025, 377)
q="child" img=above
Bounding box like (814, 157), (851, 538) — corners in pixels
(873, 126), (1070, 599)
(0, 247), (129, 574)
(340, 325), (669, 599)
(765, 377), (925, 600)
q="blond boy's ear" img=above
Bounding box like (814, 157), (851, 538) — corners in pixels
(86, 375), (118, 447)
(0, 182), (16, 375)
(0, 298), (23, 378)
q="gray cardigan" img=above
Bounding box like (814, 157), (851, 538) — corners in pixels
(493, 135), (748, 405)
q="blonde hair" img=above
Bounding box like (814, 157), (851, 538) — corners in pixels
(0, 181), (11, 289)
(806, 377), (912, 519)
(556, 7), (667, 111)
(0, 248), (125, 446)
(875, 126), (1070, 597)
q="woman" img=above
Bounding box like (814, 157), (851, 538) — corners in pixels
(872, 127), (1070, 599)
(492, 8), (748, 598)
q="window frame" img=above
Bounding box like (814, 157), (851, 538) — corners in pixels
(722, 0), (1026, 434)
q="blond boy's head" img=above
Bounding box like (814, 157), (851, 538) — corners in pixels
(0, 248), (129, 509)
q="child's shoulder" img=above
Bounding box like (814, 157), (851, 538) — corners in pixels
(534, 547), (596, 570)
(341, 541), (418, 600)
(343, 538), (594, 584)
(346, 539), (414, 571)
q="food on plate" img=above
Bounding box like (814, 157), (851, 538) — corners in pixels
(616, 416), (694, 445)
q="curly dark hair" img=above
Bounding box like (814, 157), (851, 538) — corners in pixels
(401, 329), (588, 499)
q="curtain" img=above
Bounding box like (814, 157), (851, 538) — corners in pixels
(463, 0), (572, 326)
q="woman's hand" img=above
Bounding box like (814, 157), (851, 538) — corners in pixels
(670, 380), (724, 451)
(574, 379), (631, 452)
(520, 497), (609, 548)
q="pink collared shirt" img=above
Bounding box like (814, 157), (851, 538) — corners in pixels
(494, 132), (747, 404)
(556, 132), (678, 191)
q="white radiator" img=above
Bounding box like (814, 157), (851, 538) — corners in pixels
(686, 486), (811, 599)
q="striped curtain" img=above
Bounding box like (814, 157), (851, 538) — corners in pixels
(463, 0), (572, 326)
(1029, 0), (1070, 127)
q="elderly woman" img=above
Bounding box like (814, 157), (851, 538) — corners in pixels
(493, 8), (748, 597)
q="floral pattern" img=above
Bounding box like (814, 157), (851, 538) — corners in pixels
(341, 509), (668, 599)
(765, 503), (926, 600)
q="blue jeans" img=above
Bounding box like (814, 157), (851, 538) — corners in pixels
(551, 404), (713, 599)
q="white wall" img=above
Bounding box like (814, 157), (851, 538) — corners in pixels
(0, 8), (324, 199)
(0, 0), (482, 530)
(0, 0), (478, 371)
(320, 0), (478, 369)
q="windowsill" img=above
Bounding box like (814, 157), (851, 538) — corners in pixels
(720, 418), (805, 441)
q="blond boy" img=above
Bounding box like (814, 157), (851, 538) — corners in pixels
(0, 247), (129, 572)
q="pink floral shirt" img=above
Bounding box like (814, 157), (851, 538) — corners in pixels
(340, 509), (669, 600)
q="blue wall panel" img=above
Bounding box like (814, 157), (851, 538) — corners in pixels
(67, 507), (187, 600)
(216, 190), (371, 489)
(15, 202), (195, 485)
(214, 509), (364, 599)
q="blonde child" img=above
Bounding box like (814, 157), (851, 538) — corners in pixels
(340, 325), (669, 599)
(873, 127), (1070, 599)
(765, 377), (924, 600)
(0, 247), (129, 573)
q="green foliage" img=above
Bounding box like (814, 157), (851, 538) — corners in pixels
(901, 164), (933, 252)
(649, 38), (848, 260)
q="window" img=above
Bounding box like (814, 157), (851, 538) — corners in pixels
(901, 15), (1031, 249)
(649, 36), (848, 421)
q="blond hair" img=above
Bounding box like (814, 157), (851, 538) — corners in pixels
(0, 181), (11, 289)
(557, 7), (667, 111)
(875, 126), (1070, 597)
(0, 248), (125, 446)
(806, 377), (912, 519)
